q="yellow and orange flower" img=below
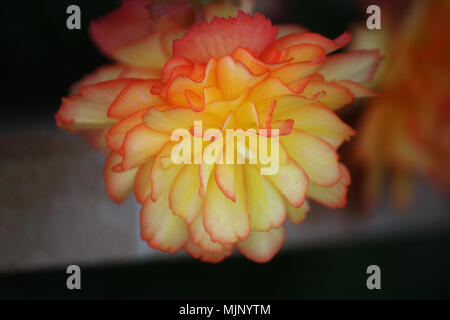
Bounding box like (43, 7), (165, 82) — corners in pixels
(354, 0), (450, 210)
(56, 3), (381, 262)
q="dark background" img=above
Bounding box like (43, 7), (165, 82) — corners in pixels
(2, 0), (449, 300)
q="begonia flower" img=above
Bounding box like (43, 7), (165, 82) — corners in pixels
(56, 4), (381, 262)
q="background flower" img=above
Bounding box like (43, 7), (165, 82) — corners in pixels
(352, 0), (450, 210)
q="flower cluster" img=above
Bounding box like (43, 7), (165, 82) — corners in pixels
(56, 0), (380, 262)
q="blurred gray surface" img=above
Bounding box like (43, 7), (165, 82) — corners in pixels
(0, 126), (449, 272)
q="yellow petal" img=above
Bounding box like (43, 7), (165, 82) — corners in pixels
(140, 193), (188, 253)
(244, 165), (286, 231)
(103, 152), (137, 203)
(169, 164), (202, 224)
(236, 226), (285, 263)
(265, 159), (308, 207)
(203, 165), (249, 244)
(281, 130), (341, 187)
(286, 199), (309, 224)
(306, 163), (351, 208)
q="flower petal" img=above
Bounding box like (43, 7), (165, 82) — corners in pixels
(133, 158), (154, 203)
(173, 11), (277, 63)
(244, 165), (286, 231)
(184, 240), (232, 263)
(169, 164), (202, 224)
(70, 64), (124, 94)
(150, 142), (183, 201)
(286, 199), (309, 224)
(236, 226), (285, 263)
(56, 79), (134, 131)
(189, 210), (234, 254)
(261, 32), (351, 62)
(108, 80), (164, 118)
(103, 152), (138, 203)
(215, 163), (236, 202)
(265, 159), (308, 208)
(106, 108), (148, 152)
(203, 165), (249, 244)
(306, 163), (351, 208)
(120, 124), (170, 170)
(302, 80), (354, 110)
(217, 56), (265, 100)
(281, 130), (341, 186)
(319, 49), (382, 83)
(274, 101), (356, 148)
(140, 193), (188, 253)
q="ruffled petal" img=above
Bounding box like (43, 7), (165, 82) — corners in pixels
(173, 11), (278, 63)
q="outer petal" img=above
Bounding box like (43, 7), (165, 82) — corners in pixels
(173, 11), (278, 63)
(203, 165), (249, 244)
(169, 164), (202, 224)
(281, 130), (341, 187)
(103, 152), (138, 203)
(140, 193), (189, 253)
(319, 49), (382, 83)
(306, 163), (351, 208)
(56, 79), (134, 131)
(114, 29), (185, 68)
(236, 226), (285, 263)
(244, 165), (286, 231)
